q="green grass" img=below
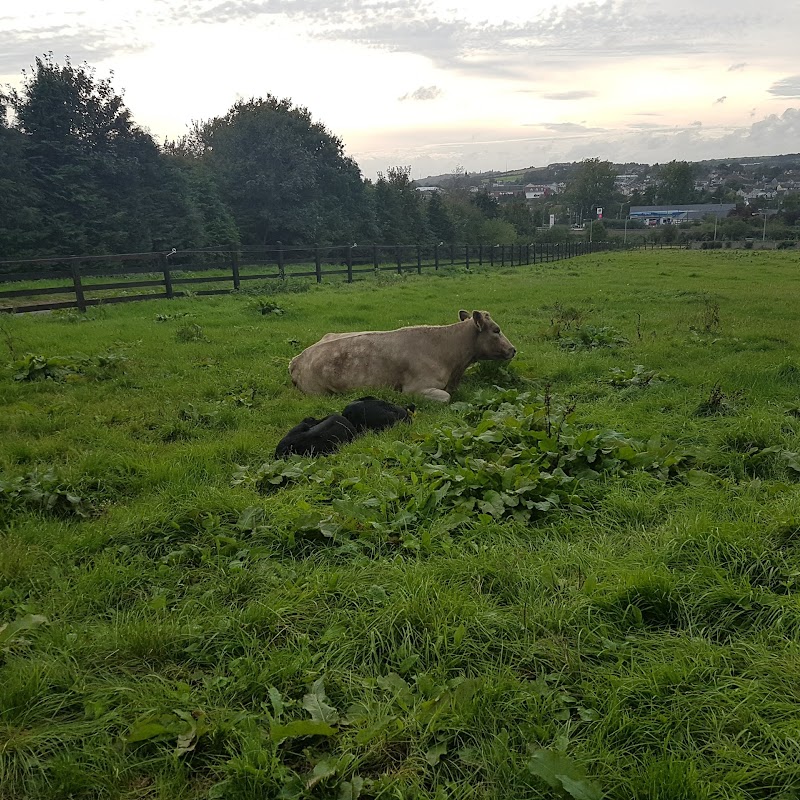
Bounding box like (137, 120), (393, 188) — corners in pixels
(2, 249), (800, 799)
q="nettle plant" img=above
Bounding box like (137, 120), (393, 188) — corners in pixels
(607, 364), (670, 389)
(0, 467), (92, 521)
(556, 325), (629, 351)
(235, 388), (697, 547)
(11, 351), (128, 382)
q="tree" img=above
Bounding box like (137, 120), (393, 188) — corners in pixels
(425, 191), (455, 243)
(191, 96), (369, 245)
(4, 55), (203, 257)
(565, 159), (618, 219)
(779, 192), (800, 226)
(470, 191), (499, 219)
(373, 166), (428, 244)
(656, 161), (696, 204)
(500, 200), (536, 238)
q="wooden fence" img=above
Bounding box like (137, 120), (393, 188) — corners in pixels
(0, 240), (646, 314)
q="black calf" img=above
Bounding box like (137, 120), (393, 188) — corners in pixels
(275, 414), (357, 458)
(341, 396), (415, 433)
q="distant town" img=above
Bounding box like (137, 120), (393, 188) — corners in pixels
(416, 153), (800, 206)
(412, 153), (800, 245)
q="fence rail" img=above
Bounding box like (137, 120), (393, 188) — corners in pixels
(0, 240), (650, 314)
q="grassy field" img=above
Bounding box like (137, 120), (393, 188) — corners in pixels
(2, 250), (800, 799)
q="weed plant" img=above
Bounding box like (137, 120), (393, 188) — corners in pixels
(2, 250), (800, 798)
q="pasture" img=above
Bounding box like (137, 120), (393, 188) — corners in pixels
(2, 250), (800, 799)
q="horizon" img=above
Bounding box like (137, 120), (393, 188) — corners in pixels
(4, 1), (800, 181)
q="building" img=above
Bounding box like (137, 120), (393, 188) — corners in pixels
(524, 183), (557, 199)
(628, 203), (736, 226)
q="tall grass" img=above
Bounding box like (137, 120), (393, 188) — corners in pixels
(2, 250), (800, 798)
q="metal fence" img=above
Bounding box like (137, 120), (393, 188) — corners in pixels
(0, 240), (649, 314)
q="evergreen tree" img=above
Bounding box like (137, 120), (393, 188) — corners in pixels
(4, 55), (203, 257)
(373, 166), (428, 244)
(425, 191), (455, 243)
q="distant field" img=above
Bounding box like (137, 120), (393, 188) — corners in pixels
(2, 250), (800, 799)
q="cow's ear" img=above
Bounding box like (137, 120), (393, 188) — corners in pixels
(472, 310), (485, 330)
(459, 309), (470, 321)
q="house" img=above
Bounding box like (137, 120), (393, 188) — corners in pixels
(524, 184), (554, 200)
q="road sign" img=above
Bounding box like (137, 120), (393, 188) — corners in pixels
(596, 207), (603, 219)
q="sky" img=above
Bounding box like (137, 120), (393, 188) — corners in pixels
(3, 0), (800, 180)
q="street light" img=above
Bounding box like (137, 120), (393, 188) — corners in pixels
(619, 201), (628, 245)
(711, 196), (720, 242)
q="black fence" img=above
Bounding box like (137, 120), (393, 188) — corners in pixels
(0, 240), (651, 314)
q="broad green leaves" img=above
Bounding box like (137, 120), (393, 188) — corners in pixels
(234, 388), (698, 547)
(528, 749), (603, 800)
(303, 678), (340, 725)
(0, 613), (47, 647)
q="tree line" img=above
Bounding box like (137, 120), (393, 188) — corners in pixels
(1, 56), (797, 262)
(0, 57), (539, 261)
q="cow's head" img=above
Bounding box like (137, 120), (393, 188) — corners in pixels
(459, 309), (517, 361)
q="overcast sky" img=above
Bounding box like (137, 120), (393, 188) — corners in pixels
(3, 0), (799, 179)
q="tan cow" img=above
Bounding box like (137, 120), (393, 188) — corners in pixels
(289, 310), (517, 403)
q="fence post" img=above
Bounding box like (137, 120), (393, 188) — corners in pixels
(434, 243), (440, 270)
(372, 244), (379, 273)
(526, 243), (530, 265)
(478, 244), (483, 266)
(161, 253), (175, 299)
(490, 245), (495, 267)
(277, 242), (285, 280)
(465, 245), (470, 271)
(71, 264), (86, 312)
(396, 245), (402, 274)
(501, 244), (505, 267)
(315, 245), (322, 283)
(229, 251), (240, 292)
(450, 243), (455, 266)
(347, 245), (353, 283)
(417, 245), (422, 274)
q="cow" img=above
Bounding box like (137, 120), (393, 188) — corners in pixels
(341, 396), (415, 433)
(274, 414), (358, 458)
(289, 310), (517, 403)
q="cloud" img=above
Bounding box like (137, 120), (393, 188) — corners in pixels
(715, 96), (727, 104)
(353, 107), (800, 181)
(542, 90), (597, 101)
(768, 75), (800, 98)
(0, 24), (145, 75)
(170, 0), (794, 85)
(399, 85), (442, 101)
(728, 62), (747, 71)
(538, 121), (606, 134)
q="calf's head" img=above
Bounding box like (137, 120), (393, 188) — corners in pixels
(459, 310), (517, 361)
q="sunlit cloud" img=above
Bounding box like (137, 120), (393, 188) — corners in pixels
(768, 75), (800, 98)
(399, 85), (443, 101)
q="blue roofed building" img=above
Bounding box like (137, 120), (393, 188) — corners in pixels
(629, 203), (736, 226)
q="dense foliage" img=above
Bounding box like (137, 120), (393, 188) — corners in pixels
(0, 56), (219, 258)
(0, 57), (550, 259)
